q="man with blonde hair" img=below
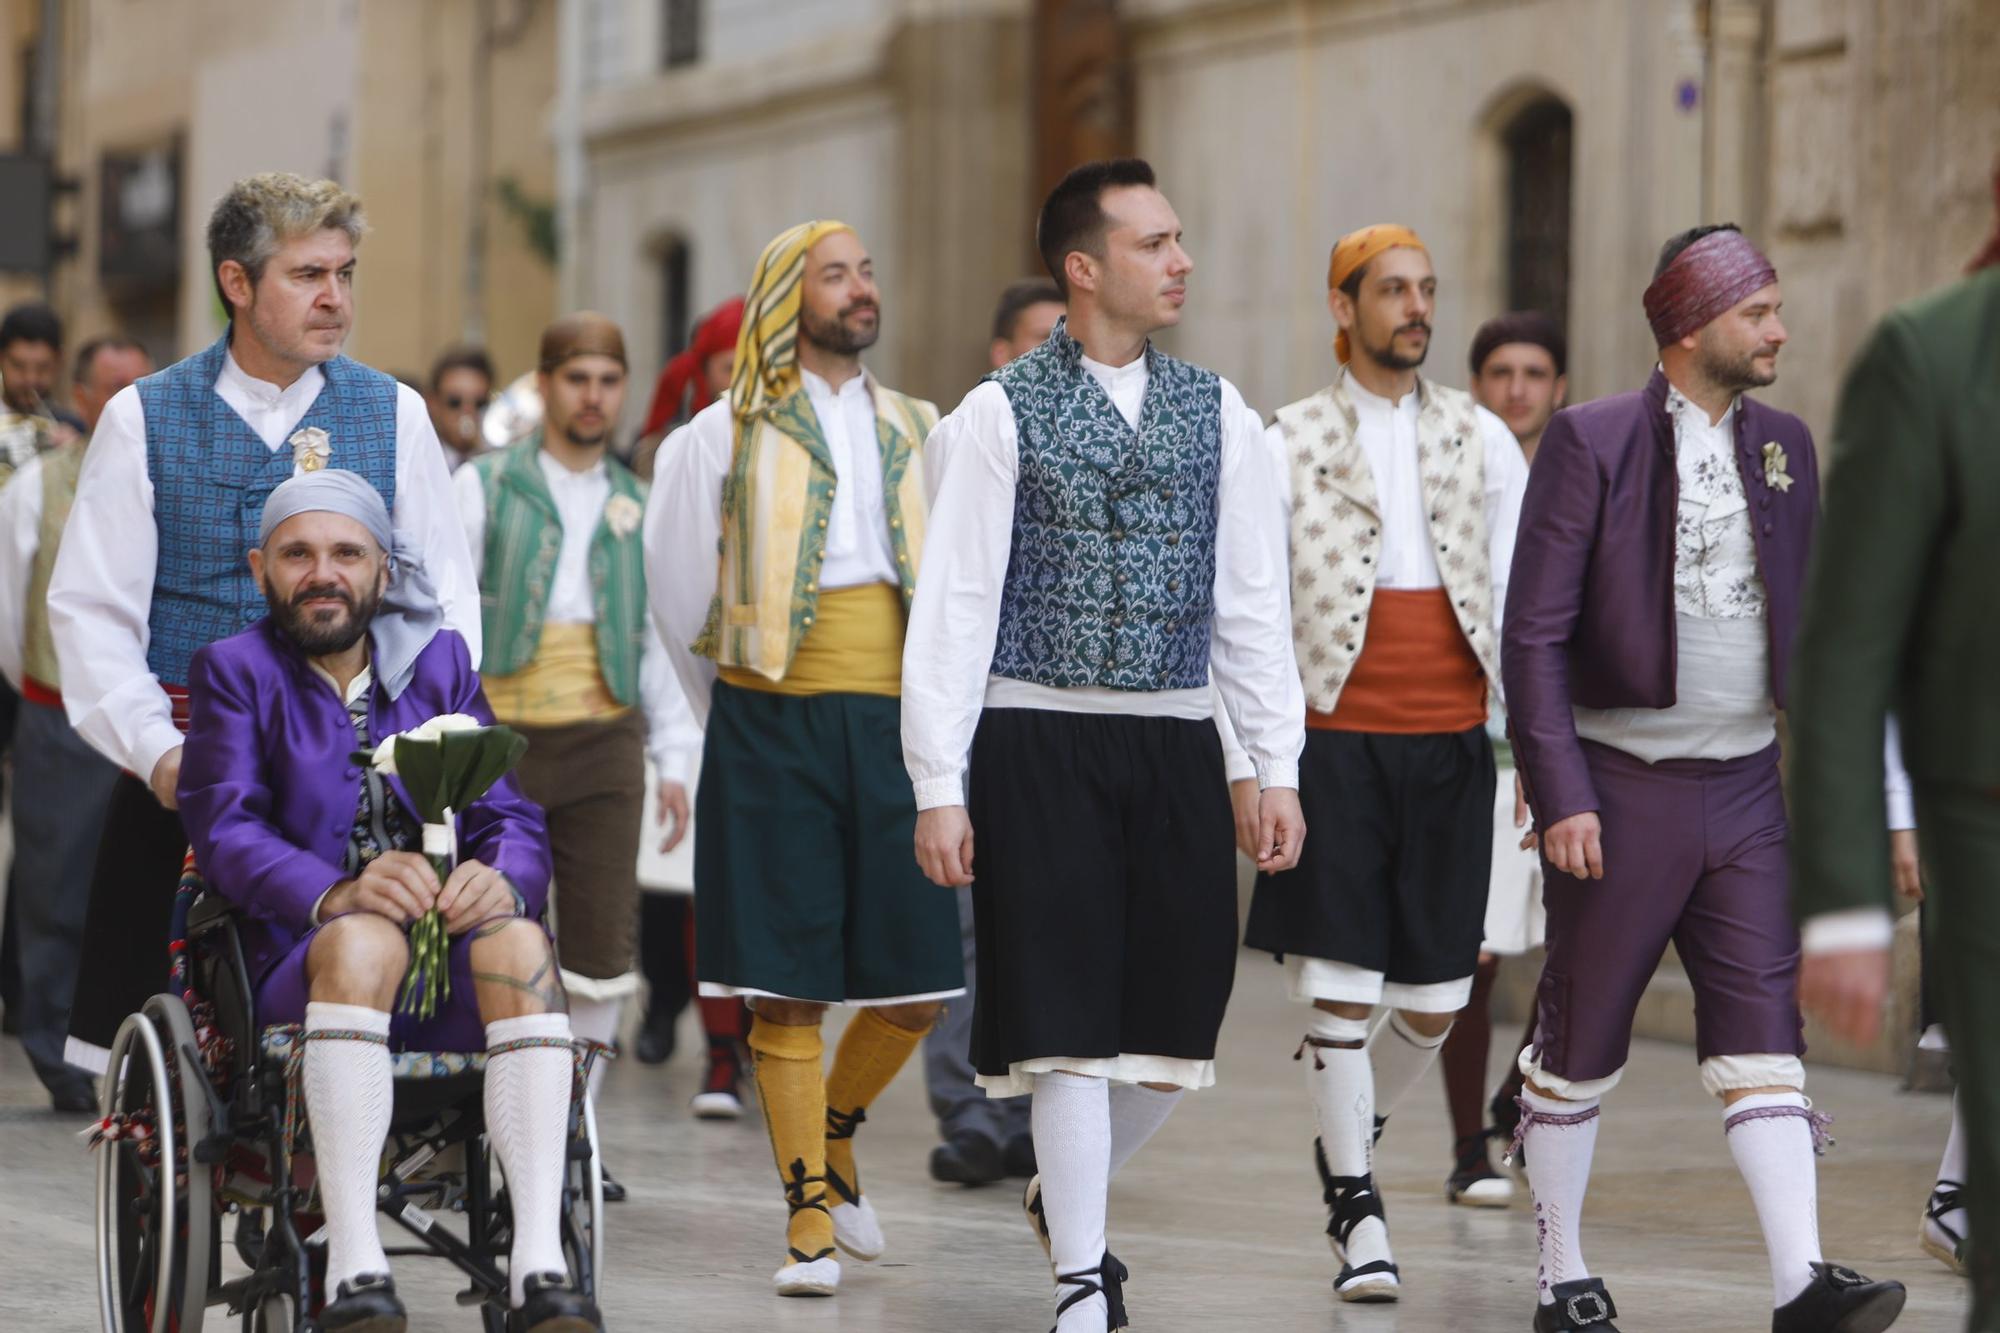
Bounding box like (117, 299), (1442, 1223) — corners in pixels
(649, 220), (961, 1298)
(50, 170), (479, 1067)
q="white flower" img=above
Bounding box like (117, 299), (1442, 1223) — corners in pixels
(370, 712), (483, 774)
(604, 493), (643, 538)
(289, 426), (332, 473)
(1762, 441), (1795, 494)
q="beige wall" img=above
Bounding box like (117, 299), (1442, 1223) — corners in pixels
(32, 0), (556, 382)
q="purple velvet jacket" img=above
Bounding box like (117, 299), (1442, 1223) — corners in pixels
(178, 620), (551, 985)
(1502, 368), (1820, 827)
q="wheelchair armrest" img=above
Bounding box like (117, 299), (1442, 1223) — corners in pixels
(185, 890), (236, 939)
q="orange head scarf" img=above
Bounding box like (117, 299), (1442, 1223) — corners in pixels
(1326, 224), (1427, 364)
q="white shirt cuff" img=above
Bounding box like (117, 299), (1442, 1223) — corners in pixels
(1254, 760), (1299, 792)
(133, 724), (187, 789)
(1224, 751), (1256, 784)
(1799, 908), (1895, 956)
(912, 775), (966, 811)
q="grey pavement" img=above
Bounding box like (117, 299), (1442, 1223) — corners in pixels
(0, 947), (1970, 1331)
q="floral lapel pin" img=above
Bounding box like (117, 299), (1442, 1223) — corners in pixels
(289, 426), (332, 473)
(604, 493), (643, 538)
(1761, 441), (1794, 493)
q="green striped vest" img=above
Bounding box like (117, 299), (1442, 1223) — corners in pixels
(471, 434), (649, 705)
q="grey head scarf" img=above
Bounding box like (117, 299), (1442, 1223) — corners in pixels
(257, 469), (443, 700)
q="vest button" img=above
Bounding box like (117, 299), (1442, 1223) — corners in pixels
(1165, 533), (1180, 546)
(806, 582), (817, 592)
(818, 518), (828, 529)
(803, 615), (814, 625)
(1350, 613), (1361, 622)
(1360, 555), (1371, 564)
(1115, 573), (1128, 586)
(1762, 522), (1773, 536)
(345, 766), (361, 780)
(1112, 614), (1125, 627)
(1112, 529), (1126, 540)
(1167, 578), (1181, 593)
(890, 517), (902, 529)
(1162, 488), (1176, 500)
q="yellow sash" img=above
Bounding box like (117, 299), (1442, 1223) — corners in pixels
(482, 622), (631, 725)
(718, 582), (904, 698)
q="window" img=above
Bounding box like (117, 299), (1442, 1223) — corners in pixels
(583, 0), (626, 89)
(661, 0), (701, 70)
(657, 236), (690, 363)
(1503, 98), (1574, 326)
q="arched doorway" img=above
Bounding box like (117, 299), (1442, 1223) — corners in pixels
(1502, 97), (1574, 328)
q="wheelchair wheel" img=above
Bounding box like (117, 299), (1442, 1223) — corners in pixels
(248, 1292), (295, 1333)
(566, 1092), (606, 1296)
(95, 998), (217, 1333)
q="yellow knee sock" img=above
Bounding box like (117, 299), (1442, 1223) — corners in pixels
(823, 1007), (933, 1203)
(748, 1015), (833, 1265)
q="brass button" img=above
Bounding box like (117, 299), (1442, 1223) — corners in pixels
(890, 517), (902, 529)
(803, 615), (814, 625)
(806, 581), (817, 592)
(897, 552), (908, 563)
(818, 518), (828, 529)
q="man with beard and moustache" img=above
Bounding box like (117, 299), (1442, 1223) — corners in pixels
(904, 159), (1306, 1333)
(1503, 224), (1904, 1332)
(1239, 224), (1528, 1305)
(48, 171), (479, 1074)
(648, 221), (960, 1298)
(455, 313), (699, 1182)
(177, 469), (602, 1333)
(0, 334), (151, 1112)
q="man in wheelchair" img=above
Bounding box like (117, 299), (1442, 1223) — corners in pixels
(176, 469), (602, 1333)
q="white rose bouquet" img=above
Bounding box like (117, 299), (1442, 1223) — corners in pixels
(353, 714), (530, 1017)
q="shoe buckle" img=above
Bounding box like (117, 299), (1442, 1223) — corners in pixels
(1565, 1290), (1610, 1325)
(1826, 1265), (1865, 1289)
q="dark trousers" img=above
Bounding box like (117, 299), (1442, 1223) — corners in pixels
(510, 712), (645, 981)
(11, 700), (120, 1091)
(1917, 783), (2000, 1328)
(68, 775), (187, 1051)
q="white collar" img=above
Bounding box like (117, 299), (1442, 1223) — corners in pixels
(220, 344), (323, 407)
(801, 367), (871, 401)
(536, 446), (608, 484)
(1345, 372), (1417, 414)
(1663, 372), (1738, 431)
(308, 658), (374, 707)
(1079, 351), (1147, 383)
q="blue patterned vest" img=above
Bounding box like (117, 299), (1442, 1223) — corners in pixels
(139, 335), (399, 685)
(987, 323), (1222, 691)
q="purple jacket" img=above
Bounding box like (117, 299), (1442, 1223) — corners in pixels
(178, 619), (551, 985)
(1502, 369), (1819, 827)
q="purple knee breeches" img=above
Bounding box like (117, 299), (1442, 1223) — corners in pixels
(255, 924), (498, 1053)
(1532, 739), (1805, 1084)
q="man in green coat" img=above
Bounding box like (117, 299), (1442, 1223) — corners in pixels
(1790, 192), (2000, 1328)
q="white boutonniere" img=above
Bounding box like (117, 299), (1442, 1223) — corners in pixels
(368, 712), (483, 776)
(604, 493), (643, 538)
(289, 426), (332, 473)
(1762, 441), (1794, 493)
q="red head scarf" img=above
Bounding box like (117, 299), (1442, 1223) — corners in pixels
(641, 296), (747, 436)
(1642, 229), (1778, 346)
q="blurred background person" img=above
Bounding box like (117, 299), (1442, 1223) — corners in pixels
(1435, 309), (1568, 1208)
(918, 276), (1064, 1188)
(0, 302), (83, 485)
(0, 333), (152, 1111)
(630, 296), (743, 480)
(426, 344), (496, 471)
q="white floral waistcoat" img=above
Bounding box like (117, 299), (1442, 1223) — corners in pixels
(1275, 371), (1500, 714)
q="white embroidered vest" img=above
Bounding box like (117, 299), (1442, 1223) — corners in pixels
(1275, 371), (1501, 714)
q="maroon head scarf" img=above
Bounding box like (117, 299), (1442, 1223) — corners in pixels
(1642, 229), (1778, 346)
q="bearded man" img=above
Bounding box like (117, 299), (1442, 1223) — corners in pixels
(649, 221), (961, 1298)
(1502, 224), (1903, 1332)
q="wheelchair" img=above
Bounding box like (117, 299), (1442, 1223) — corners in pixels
(91, 858), (606, 1332)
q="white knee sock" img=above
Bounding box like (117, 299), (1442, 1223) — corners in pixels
(566, 995), (621, 1105)
(1368, 1011), (1450, 1122)
(1107, 1083), (1182, 1180)
(1724, 1091), (1824, 1306)
(302, 1001), (394, 1294)
(1520, 1088), (1600, 1305)
(1934, 1091), (1969, 1233)
(1033, 1071), (1111, 1333)
(1303, 1010), (1392, 1273)
(486, 1013), (577, 1306)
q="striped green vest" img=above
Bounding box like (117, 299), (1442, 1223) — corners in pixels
(471, 434), (649, 705)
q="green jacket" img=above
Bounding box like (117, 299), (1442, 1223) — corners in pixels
(1788, 266), (2000, 921)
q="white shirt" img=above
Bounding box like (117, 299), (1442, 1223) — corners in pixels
(47, 347), (481, 781)
(0, 454), (46, 692)
(801, 368), (901, 590)
(646, 374), (903, 724)
(1263, 388), (1530, 657)
(453, 449), (700, 782)
(901, 353), (1306, 810)
(1666, 385), (1766, 619)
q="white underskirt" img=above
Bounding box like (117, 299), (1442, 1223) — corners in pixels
(696, 982), (966, 1007)
(974, 1054), (1215, 1098)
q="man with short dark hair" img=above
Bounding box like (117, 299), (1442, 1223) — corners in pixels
(426, 345), (496, 471)
(1469, 311), (1567, 460)
(0, 302), (84, 483)
(1245, 225), (1530, 1302)
(49, 170), (480, 1070)
(905, 159), (1305, 1333)
(0, 333), (152, 1111)
(1504, 224), (1903, 1331)
(988, 278), (1065, 365)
